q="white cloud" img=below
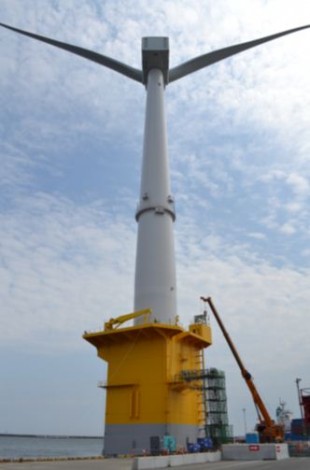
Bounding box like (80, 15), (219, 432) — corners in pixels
(286, 173), (310, 197)
(279, 222), (296, 235)
(0, 193), (136, 351)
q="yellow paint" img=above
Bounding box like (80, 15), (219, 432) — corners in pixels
(104, 308), (152, 331)
(84, 320), (212, 427)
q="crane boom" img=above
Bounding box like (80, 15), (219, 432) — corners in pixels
(104, 308), (152, 331)
(202, 296), (284, 442)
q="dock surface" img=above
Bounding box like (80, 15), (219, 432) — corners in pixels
(1, 457), (310, 470)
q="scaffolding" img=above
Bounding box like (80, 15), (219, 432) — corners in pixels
(203, 368), (233, 445)
(175, 306), (233, 447)
(175, 367), (233, 445)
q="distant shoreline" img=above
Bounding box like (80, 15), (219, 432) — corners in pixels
(0, 433), (103, 439)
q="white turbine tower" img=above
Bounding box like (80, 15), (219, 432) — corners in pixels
(1, 22), (309, 325)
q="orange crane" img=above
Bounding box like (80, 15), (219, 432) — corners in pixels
(201, 296), (284, 443)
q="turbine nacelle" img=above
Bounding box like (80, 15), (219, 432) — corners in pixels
(142, 36), (169, 85)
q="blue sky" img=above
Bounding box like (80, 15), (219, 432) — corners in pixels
(0, 0), (309, 437)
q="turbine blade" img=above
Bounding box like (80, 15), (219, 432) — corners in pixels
(0, 22), (143, 83)
(169, 24), (310, 83)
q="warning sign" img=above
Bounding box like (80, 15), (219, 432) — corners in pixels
(249, 445), (260, 451)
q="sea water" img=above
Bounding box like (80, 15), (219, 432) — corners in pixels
(0, 435), (103, 460)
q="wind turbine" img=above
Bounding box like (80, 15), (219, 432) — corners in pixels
(1, 22), (310, 324)
(1, 21), (309, 455)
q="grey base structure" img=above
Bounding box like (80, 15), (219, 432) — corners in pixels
(104, 423), (199, 455)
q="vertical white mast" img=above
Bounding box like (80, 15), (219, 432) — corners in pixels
(134, 38), (177, 324)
